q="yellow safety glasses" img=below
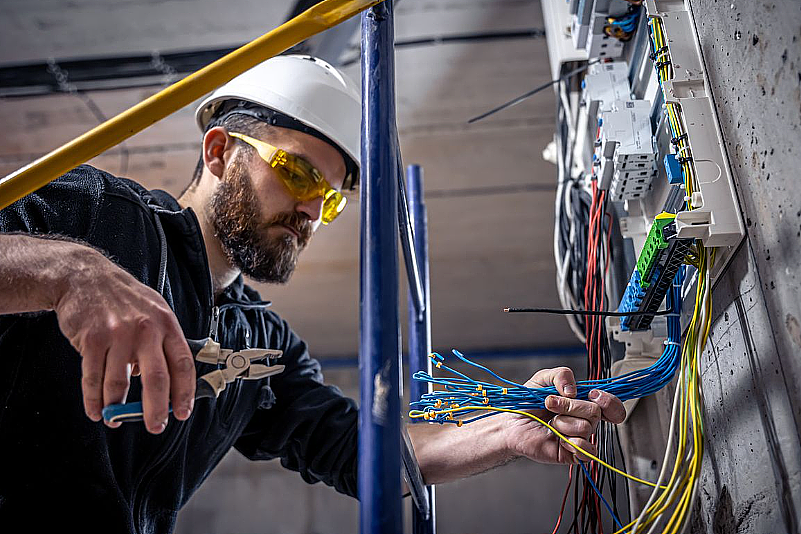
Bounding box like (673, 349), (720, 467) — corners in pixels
(229, 131), (347, 224)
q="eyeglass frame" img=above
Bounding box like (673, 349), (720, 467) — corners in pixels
(227, 131), (347, 224)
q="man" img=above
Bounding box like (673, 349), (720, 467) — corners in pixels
(0, 55), (625, 532)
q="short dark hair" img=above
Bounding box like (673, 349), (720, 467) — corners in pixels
(186, 112), (271, 189)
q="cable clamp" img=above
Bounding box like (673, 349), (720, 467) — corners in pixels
(670, 133), (688, 145)
(664, 340), (681, 346)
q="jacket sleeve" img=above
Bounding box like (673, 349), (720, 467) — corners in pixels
(0, 165), (104, 238)
(233, 312), (359, 498)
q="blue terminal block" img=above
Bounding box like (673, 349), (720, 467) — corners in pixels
(664, 153), (683, 185)
(618, 268), (647, 331)
(618, 265), (663, 331)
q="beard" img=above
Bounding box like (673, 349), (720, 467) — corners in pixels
(209, 154), (313, 284)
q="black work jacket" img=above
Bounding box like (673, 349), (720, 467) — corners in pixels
(0, 165), (358, 533)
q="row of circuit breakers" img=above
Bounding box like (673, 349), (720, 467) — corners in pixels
(584, 61), (657, 203)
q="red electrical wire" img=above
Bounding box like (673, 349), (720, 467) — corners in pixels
(552, 465), (575, 534)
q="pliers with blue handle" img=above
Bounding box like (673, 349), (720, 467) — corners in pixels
(102, 338), (284, 424)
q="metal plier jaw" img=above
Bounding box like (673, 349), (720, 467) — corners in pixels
(191, 338), (285, 399)
(102, 338), (284, 423)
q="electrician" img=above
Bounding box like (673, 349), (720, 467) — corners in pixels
(0, 55), (625, 532)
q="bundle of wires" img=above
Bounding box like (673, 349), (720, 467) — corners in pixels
(605, 8), (641, 41)
(614, 250), (712, 534)
(571, 122), (622, 534)
(555, 171), (593, 341)
(554, 87), (594, 343)
(409, 270), (683, 421)
(552, 74), (627, 531)
(648, 16), (696, 199)
(409, 270), (685, 532)
(409, 273), (684, 534)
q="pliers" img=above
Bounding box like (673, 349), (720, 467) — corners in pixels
(102, 338), (284, 424)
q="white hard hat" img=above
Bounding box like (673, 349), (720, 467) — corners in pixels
(195, 54), (361, 189)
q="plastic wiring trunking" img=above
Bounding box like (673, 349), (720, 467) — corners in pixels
(646, 0), (746, 280)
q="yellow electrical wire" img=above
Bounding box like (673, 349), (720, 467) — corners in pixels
(612, 247), (714, 534)
(651, 15), (699, 211)
(410, 405), (667, 489)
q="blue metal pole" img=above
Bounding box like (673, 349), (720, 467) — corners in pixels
(407, 164), (436, 534)
(398, 152), (426, 322)
(359, 3), (402, 534)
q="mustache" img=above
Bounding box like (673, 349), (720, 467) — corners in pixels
(265, 211), (313, 245)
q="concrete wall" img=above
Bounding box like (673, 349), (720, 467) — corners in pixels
(689, 1), (801, 530)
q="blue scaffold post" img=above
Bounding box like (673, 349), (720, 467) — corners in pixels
(359, 2), (402, 534)
(407, 164), (436, 534)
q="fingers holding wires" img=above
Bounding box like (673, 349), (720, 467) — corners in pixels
(559, 436), (597, 464)
(543, 388), (626, 426)
(526, 366), (577, 397)
(588, 389), (626, 424)
(542, 391), (602, 465)
(545, 395), (602, 430)
(549, 413), (594, 441)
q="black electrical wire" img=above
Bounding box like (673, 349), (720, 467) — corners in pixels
(467, 59), (600, 124)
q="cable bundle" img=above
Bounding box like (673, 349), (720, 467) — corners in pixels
(409, 272), (683, 420)
(614, 249), (712, 534)
(605, 9), (641, 41)
(576, 141), (622, 532)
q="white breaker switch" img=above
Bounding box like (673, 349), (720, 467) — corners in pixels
(598, 100), (657, 200)
(583, 61), (631, 118)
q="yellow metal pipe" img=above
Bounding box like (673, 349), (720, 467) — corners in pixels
(0, 0), (383, 211)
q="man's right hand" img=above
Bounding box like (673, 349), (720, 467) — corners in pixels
(51, 245), (196, 434)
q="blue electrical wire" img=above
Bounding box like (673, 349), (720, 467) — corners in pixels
(579, 460), (624, 530)
(607, 9), (640, 34)
(410, 268), (685, 425)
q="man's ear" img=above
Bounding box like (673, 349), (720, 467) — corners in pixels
(202, 127), (236, 179)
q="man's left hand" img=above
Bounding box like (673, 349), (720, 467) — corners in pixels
(501, 367), (626, 464)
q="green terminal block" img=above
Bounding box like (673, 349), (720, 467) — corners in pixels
(636, 212), (676, 288)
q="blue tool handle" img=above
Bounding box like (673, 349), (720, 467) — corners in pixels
(101, 338), (208, 424)
(102, 402), (173, 424)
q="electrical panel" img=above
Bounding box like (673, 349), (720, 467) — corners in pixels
(543, 0), (747, 527)
(547, 0), (745, 345)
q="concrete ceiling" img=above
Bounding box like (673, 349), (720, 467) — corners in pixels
(0, 0), (580, 357)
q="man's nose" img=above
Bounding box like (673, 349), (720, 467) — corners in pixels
(295, 195), (325, 222)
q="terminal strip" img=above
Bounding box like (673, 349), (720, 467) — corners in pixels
(619, 214), (691, 331)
